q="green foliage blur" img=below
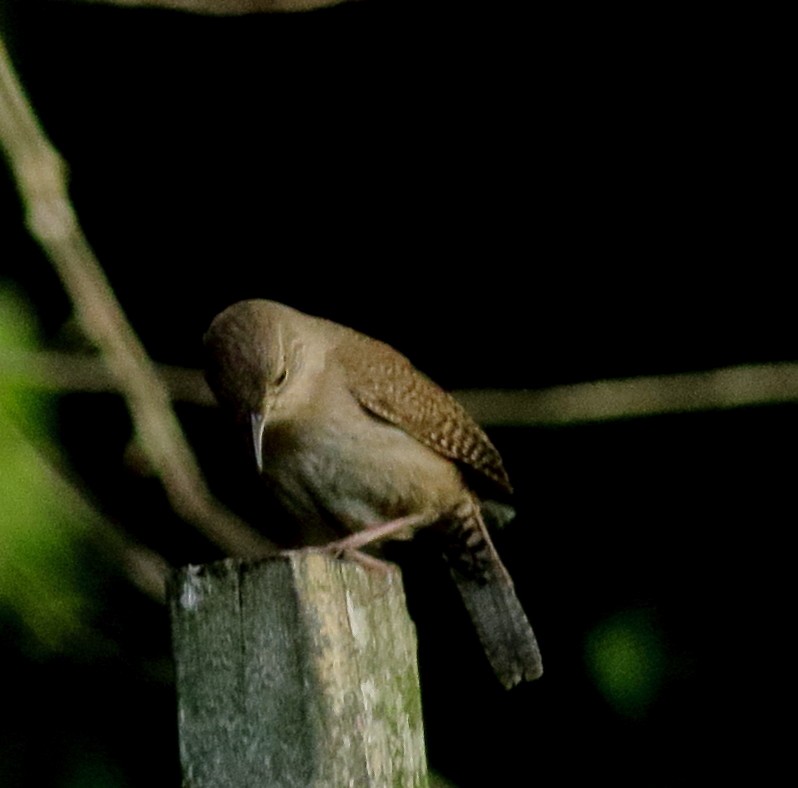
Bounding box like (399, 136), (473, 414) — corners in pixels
(0, 282), (94, 654)
(585, 608), (667, 719)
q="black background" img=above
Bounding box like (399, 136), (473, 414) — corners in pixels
(0, 2), (790, 786)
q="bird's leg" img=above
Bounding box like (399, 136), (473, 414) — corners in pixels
(323, 511), (439, 555)
(300, 514), (439, 572)
(314, 512), (438, 572)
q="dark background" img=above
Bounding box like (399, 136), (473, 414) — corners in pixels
(0, 2), (789, 786)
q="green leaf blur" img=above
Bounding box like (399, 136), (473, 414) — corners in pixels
(0, 283), (92, 653)
(585, 609), (667, 719)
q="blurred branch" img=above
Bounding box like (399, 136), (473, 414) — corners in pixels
(0, 349), (216, 404)
(456, 362), (798, 426)
(4, 349), (798, 425)
(0, 35), (274, 558)
(67, 0), (365, 14)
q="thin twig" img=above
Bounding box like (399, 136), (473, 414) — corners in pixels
(0, 349), (216, 403)
(4, 348), (798, 426)
(0, 36), (273, 558)
(455, 362), (798, 426)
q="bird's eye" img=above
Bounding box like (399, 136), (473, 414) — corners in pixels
(275, 368), (288, 386)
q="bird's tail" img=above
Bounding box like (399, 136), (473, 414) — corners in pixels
(443, 497), (543, 688)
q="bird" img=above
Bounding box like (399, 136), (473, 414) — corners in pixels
(203, 299), (542, 688)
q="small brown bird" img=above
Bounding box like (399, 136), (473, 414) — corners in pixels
(204, 299), (542, 687)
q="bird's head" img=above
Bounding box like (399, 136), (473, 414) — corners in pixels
(204, 300), (303, 472)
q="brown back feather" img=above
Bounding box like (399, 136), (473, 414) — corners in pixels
(332, 327), (513, 496)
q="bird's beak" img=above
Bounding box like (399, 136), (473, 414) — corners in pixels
(251, 411), (267, 474)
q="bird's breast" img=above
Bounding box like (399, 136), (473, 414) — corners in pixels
(259, 406), (465, 533)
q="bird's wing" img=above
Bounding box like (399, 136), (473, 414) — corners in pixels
(333, 329), (513, 495)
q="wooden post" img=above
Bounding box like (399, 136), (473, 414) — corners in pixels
(169, 552), (428, 787)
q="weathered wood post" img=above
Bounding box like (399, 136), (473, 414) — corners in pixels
(169, 551), (428, 787)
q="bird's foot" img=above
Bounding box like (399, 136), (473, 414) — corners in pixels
(301, 545), (393, 572)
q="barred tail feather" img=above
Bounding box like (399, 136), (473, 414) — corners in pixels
(444, 497), (542, 688)
(451, 570), (543, 687)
